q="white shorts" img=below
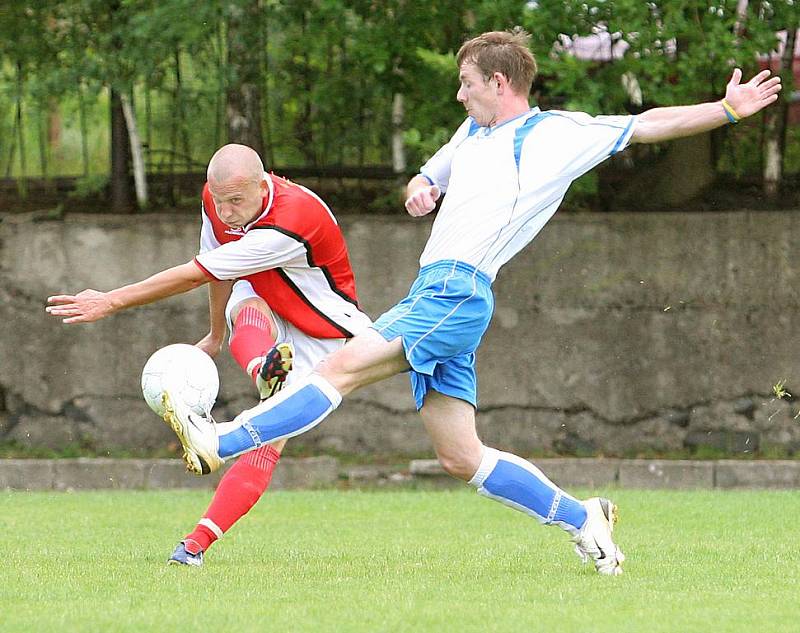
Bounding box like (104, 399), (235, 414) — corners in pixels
(226, 280), (347, 385)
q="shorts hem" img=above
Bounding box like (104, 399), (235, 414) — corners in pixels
(370, 325), (436, 376)
(414, 382), (477, 411)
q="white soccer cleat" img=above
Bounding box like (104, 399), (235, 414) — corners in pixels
(572, 497), (625, 576)
(161, 391), (223, 475)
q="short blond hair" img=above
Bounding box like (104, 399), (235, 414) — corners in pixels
(456, 28), (537, 96)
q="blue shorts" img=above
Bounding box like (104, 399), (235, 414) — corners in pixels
(371, 260), (494, 410)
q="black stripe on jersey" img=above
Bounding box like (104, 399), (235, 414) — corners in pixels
(274, 268), (354, 338)
(250, 225), (359, 307)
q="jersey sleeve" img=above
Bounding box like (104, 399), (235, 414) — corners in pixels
(194, 228), (308, 280)
(540, 112), (636, 181)
(419, 117), (475, 193)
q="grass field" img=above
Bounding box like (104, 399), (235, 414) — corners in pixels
(1, 488), (798, 632)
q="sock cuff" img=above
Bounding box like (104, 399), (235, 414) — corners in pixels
(468, 445), (500, 488)
(239, 444), (282, 470)
(307, 373), (343, 408)
(234, 305), (272, 331)
(199, 517), (224, 539)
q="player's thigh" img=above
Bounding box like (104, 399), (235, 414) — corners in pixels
(420, 391), (482, 480)
(280, 320), (347, 388)
(318, 328), (410, 396)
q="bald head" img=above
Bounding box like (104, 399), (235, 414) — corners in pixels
(206, 144), (269, 229)
(207, 144), (265, 185)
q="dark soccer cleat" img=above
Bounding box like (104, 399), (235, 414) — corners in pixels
(167, 541), (204, 567)
(256, 343), (294, 401)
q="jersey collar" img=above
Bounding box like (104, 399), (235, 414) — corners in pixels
(479, 107), (541, 136)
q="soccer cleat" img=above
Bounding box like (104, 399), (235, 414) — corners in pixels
(167, 541), (204, 567)
(256, 342), (294, 401)
(572, 497), (625, 576)
(161, 391), (223, 475)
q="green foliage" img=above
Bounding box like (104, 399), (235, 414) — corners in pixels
(0, 0), (796, 190)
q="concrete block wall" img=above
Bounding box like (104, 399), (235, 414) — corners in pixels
(1, 210), (799, 458)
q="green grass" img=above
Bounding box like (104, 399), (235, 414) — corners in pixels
(1, 489), (798, 632)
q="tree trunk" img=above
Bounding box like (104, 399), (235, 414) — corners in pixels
(225, 0), (265, 156)
(762, 26), (795, 201)
(120, 93), (148, 210)
(78, 83), (90, 177)
(110, 87), (134, 213)
(391, 92), (406, 174)
(16, 61), (27, 197)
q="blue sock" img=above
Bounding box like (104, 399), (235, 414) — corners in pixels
(469, 447), (586, 535)
(218, 375), (342, 459)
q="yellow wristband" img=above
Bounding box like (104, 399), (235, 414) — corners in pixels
(721, 99), (741, 124)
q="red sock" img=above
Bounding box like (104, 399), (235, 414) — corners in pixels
(229, 306), (275, 382)
(183, 445), (281, 554)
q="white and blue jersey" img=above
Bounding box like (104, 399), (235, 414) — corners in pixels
(420, 108), (636, 280)
(373, 107), (637, 409)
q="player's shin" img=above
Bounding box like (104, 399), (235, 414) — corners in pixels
(216, 374), (342, 458)
(468, 446), (587, 536)
(230, 305), (276, 381)
(183, 444), (281, 554)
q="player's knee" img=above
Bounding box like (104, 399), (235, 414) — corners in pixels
(436, 449), (480, 482)
(230, 297), (269, 322)
(316, 352), (362, 396)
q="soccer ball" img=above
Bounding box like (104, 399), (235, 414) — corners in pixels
(141, 343), (219, 417)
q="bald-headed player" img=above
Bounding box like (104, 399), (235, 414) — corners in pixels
(46, 144), (372, 566)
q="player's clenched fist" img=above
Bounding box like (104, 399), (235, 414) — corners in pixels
(405, 184), (441, 217)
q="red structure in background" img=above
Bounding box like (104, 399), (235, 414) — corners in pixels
(565, 28), (800, 124)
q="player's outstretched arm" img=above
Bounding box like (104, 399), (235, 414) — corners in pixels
(46, 261), (209, 324)
(632, 68), (781, 144)
(405, 175), (441, 217)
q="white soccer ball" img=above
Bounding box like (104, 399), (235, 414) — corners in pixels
(141, 343), (219, 417)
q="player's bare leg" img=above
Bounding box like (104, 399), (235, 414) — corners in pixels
(420, 391), (623, 575)
(208, 330), (408, 458)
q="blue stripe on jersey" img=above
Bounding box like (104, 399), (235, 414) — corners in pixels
(513, 112), (554, 170)
(610, 117), (635, 155)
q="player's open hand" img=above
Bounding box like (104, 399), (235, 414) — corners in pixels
(724, 68), (782, 119)
(46, 289), (115, 324)
(405, 184), (441, 217)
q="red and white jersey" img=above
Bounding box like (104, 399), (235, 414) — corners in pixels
(194, 173), (371, 339)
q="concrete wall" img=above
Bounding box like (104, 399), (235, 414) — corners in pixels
(1, 210), (798, 457)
